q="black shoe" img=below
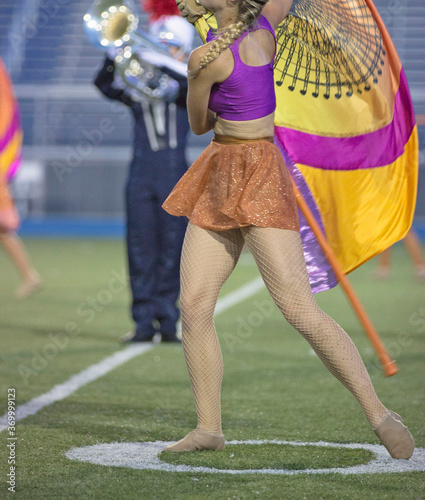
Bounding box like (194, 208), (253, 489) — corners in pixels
(120, 331), (155, 343)
(160, 333), (182, 343)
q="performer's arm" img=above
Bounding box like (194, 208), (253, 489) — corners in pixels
(93, 57), (133, 107)
(186, 44), (229, 135)
(262, 0), (293, 30)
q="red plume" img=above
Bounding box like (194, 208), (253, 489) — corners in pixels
(142, 0), (180, 21)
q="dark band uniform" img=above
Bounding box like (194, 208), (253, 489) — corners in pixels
(94, 56), (189, 341)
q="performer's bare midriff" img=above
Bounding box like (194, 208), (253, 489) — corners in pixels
(214, 112), (275, 138)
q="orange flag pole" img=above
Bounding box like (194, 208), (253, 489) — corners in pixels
(291, 180), (398, 377)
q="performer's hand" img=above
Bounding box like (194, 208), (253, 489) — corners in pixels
(176, 0), (208, 24)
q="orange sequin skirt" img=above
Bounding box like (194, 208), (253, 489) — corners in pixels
(162, 135), (299, 232)
(0, 176), (19, 232)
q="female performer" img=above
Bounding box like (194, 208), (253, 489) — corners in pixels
(162, 0), (414, 459)
(0, 57), (42, 299)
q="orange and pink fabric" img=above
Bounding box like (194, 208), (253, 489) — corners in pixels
(0, 58), (22, 182)
(0, 58), (22, 231)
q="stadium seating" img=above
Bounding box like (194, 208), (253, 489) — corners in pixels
(0, 0), (423, 218)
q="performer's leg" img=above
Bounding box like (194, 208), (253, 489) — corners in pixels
(164, 223), (244, 452)
(155, 165), (188, 340)
(125, 167), (157, 340)
(374, 248), (391, 279)
(403, 229), (425, 279)
(242, 226), (414, 458)
(0, 231), (42, 298)
(155, 209), (186, 339)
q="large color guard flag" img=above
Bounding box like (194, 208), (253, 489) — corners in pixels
(0, 57), (23, 182)
(195, 0), (419, 293)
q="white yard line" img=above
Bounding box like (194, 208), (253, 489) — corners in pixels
(0, 276), (265, 432)
(0, 345), (153, 433)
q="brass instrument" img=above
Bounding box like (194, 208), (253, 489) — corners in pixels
(84, 0), (184, 101)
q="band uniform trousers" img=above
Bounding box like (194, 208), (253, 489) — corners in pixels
(127, 103), (189, 337)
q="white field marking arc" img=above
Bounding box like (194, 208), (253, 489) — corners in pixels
(0, 276), (266, 433)
(65, 439), (425, 475)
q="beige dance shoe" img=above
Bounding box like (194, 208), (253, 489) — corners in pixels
(373, 410), (415, 459)
(163, 429), (225, 452)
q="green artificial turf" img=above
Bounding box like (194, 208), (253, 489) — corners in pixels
(161, 444), (374, 470)
(0, 238), (424, 499)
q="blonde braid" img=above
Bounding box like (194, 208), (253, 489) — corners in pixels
(189, 0), (269, 79)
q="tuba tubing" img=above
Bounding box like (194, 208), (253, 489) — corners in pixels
(84, 0), (187, 101)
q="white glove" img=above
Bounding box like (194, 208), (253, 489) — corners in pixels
(176, 0), (208, 24)
(139, 49), (188, 77)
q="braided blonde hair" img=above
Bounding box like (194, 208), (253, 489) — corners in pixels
(189, 0), (269, 78)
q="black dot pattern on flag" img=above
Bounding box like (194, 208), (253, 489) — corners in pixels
(274, 0), (385, 99)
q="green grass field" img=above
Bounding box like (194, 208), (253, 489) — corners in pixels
(1, 238), (424, 499)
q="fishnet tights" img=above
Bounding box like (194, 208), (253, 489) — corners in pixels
(180, 224), (244, 434)
(180, 223), (387, 434)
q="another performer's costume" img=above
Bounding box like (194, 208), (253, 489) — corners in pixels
(0, 176), (19, 233)
(94, 55), (190, 340)
(0, 58), (22, 233)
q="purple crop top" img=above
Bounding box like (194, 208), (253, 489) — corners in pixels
(207, 15), (276, 121)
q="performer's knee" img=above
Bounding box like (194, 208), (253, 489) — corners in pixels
(180, 289), (215, 334)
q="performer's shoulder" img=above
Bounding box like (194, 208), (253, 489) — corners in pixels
(188, 43), (212, 67)
(188, 41), (231, 74)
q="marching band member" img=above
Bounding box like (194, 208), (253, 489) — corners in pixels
(94, 2), (194, 343)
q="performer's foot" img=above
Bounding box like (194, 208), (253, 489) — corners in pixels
(15, 274), (43, 299)
(163, 429), (225, 452)
(415, 265), (425, 281)
(373, 410), (414, 459)
(119, 331), (155, 343)
(372, 267), (390, 280)
(160, 333), (182, 343)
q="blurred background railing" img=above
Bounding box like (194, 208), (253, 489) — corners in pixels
(0, 0), (424, 230)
